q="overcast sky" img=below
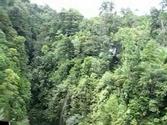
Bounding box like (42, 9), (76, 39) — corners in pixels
(30, 0), (161, 18)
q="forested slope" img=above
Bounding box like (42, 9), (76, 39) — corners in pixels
(1, 0), (167, 125)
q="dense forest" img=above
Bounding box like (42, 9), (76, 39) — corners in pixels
(1, 0), (167, 125)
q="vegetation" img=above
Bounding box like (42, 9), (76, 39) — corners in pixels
(1, 0), (167, 125)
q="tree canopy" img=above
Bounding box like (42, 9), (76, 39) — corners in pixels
(1, 0), (167, 125)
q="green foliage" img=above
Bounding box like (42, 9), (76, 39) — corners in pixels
(2, 0), (167, 125)
(58, 9), (83, 36)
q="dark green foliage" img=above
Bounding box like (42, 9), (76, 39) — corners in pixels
(58, 9), (83, 36)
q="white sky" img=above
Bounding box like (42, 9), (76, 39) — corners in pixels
(30, 0), (161, 18)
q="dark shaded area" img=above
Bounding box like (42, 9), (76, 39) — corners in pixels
(0, 121), (9, 125)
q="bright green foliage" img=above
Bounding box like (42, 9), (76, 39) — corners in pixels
(0, 2), (30, 124)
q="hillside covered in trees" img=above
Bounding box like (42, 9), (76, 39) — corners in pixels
(1, 0), (167, 125)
